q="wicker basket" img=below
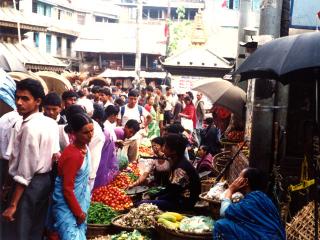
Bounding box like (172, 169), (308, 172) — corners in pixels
(199, 192), (221, 219)
(155, 221), (212, 240)
(213, 151), (231, 172)
(86, 224), (115, 239)
(201, 178), (216, 193)
(286, 201), (320, 240)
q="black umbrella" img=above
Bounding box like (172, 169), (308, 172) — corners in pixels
(233, 32), (320, 84)
(234, 32), (320, 239)
(0, 53), (26, 72)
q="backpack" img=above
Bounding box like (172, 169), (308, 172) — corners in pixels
(120, 105), (143, 123)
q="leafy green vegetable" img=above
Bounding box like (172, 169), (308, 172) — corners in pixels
(88, 202), (118, 225)
(127, 172), (138, 181)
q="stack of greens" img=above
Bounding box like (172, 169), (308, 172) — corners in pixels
(88, 202), (118, 225)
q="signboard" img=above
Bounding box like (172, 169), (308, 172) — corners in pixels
(290, 0), (320, 30)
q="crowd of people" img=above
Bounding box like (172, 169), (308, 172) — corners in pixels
(0, 78), (285, 240)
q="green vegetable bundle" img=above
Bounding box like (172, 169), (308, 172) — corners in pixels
(127, 172), (139, 181)
(111, 230), (150, 240)
(88, 202), (118, 225)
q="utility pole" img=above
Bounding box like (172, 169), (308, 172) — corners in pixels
(135, 0), (142, 89)
(236, 0), (253, 69)
(249, 0), (283, 173)
(13, 0), (21, 44)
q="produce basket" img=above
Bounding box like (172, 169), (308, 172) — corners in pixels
(286, 201), (320, 240)
(201, 178), (216, 193)
(87, 223), (116, 239)
(155, 221), (212, 240)
(213, 151), (231, 172)
(199, 192), (221, 219)
(111, 214), (154, 234)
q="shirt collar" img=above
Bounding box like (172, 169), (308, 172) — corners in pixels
(23, 112), (40, 123)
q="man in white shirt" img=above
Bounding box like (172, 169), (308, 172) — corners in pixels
(2, 79), (59, 240)
(0, 110), (20, 201)
(99, 87), (113, 108)
(117, 89), (152, 127)
(164, 86), (176, 125)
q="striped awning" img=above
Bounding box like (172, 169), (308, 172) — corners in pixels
(0, 42), (67, 72)
(0, 7), (47, 32)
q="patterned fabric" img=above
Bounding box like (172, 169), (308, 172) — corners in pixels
(147, 106), (160, 139)
(52, 149), (91, 240)
(0, 68), (16, 109)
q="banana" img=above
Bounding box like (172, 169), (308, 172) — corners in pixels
(166, 212), (185, 221)
(158, 218), (178, 229)
(157, 213), (177, 222)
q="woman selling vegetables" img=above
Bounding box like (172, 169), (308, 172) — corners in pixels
(129, 137), (170, 188)
(50, 113), (93, 240)
(138, 134), (201, 211)
(213, 168), (285, 240)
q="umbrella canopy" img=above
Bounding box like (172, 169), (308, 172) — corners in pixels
(192, 79), (246, 118)
(233, 32), (320, 84)
(9, 71), (49, 94)
(35, 71), (72, 95)
(0, 52), (26, 72)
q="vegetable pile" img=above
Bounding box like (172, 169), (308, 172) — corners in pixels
(92, 185), (133, 211)
(109, 172), (133, 189)
(157, 212), (214, 234)
(88, 202), (118, 225)
(111, 230), (150, 240)
(138, 145), (153, 157)
(114, 203), (161, 229)
(179, 216), (214, 233)
(91, 230), (149, 240)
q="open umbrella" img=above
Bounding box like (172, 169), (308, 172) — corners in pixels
(233, 32), (320, 239)
(192, 78), (246, 119)
(35, 71), (72, 95)
(9, 71), (49, 94)
(233, 32), (320, 84)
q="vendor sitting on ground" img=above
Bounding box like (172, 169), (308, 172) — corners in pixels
(194, 145), (214, 174)
(213, 168), (286, 240)
(138, 134), (201, 211)
(129, 137), (170, 188)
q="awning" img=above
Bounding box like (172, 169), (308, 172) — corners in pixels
(35, 71), (72, 95)
(0, 42), (67, 72)
(0, 7), (47, 32)
(140, 71), (166, 79)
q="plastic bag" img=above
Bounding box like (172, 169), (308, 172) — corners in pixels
(117, 147), (129, 170)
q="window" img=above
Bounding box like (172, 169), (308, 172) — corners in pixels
(46, 34), (51, 53)
(37, 2), (51, 17)
(57, 36), (62, 55)
(123, 54), (135, 68)
(58, 9), (62, 20)
(67, 39), (72, 57)
(33, 32), (39, 48)
(32, 0), (37, 13)
(77, 13), (85, 25)
(149, 9), (158, 19)
(95, 16), (103, 22)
